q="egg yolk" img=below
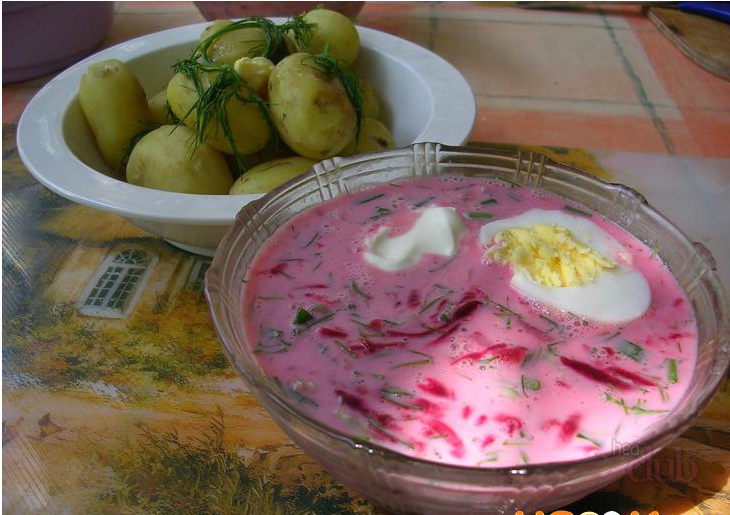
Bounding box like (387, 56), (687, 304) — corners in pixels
(488, 224), (616, 287)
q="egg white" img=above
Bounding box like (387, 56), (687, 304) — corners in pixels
(480, 209), (651, 324)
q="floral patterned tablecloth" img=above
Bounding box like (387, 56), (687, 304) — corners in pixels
(3, 3), (729, 515)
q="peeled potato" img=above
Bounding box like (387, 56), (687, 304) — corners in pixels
(268, 53), (356, 160)
(201, 20), (267, 66)
(200, 19), (231, 40)
(360, 79), (380, 120)
(293, 9), (359, 64)
(340, 118), (395, 157)
(78, 59), (151, 169)
(233, 56), (275, 98)
(148, 89), (175, 125)
(166, 71), (271, 156)
(126, 125), (233, 194)
(229, 156), (315, 194)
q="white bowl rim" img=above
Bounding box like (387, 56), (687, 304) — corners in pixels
(17, 20), (476, 225)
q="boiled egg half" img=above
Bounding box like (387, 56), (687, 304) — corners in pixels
(479, 208), (650, 324)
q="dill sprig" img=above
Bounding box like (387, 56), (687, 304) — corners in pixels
(116, 122), (161, 174)
(171, 16), (316, 173)
(307, 48), (363, 140)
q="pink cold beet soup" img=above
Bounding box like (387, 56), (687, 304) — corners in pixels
(241, 175), (697, 467)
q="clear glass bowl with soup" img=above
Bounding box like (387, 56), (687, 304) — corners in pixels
(205, 143), (730, 515)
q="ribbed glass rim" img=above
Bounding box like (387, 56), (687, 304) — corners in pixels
(206, 143), (730, 480)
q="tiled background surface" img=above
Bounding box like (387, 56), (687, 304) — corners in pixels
(4, 1), (729, 156)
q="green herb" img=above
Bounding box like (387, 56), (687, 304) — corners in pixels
(546, 343), (560, 357)
(604, 392), (629, 414)
(380, 389), (423, 410)
(294, 307), (314, 325)
(539, 314), (562, 332)
(477, 452), (500, 465)
(391, 359), (431, 370)
(501, 386), (520, 400)
(563, 205), (593, 218)
(520, 450), (530, 465)
(666, 358), (678, 384)
(302, 231), (320, 248)
(413, 195), (436, 208)
(427, 251), (459, 273)
(356, 192), (385, 204)
(486, 298), (522, 317)
(521, 376), (541, 396)
(480, 198), (498, 205)
(604, 331), (621, 340)
(630, 402), (667, 415)
(258, 295), (284, 301)
(658, 383), (669, 403)
(380, 387), (413, 397)
(334, 340), (357, 359)
(293, 311), (335, 333)
(366, 417), (414, 449)
(605, 393), (667, 415)
(418, 288), (453, 314)
(116, 123), (160, 173)
(440, 313), (450, 322)
(503, 436), (534, 446)
(576, 433), (603, 448)
(351, 280), (372, 301)
(171, 16), (317, 174)
(466, 211), (493, 220)
(351, 318), (385, 337)
(370, 206), (393, 220)
(309, 49), (363, 140)
(649, 241), (659, 259)
(617, 340), (645, 362)
(478, 356), (499, 366)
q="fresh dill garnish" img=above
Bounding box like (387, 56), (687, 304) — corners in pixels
(351, 280), (372, 300)
(480, 198), (498, 205)
(616, 340), (645, 362)
(466, 212), (493, 220)
(576, 432), (603, 448)
(171, 16), (316, 174)
(356, 192), (385, 204)
(413, 195), (436, 208)
(116, 122), (161, 173)
(302, 231), (320, 248)
(666, 358), (678, 384)
(306, 48), (363, 140)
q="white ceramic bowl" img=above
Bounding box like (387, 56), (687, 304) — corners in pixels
(17, 21), (476, 255)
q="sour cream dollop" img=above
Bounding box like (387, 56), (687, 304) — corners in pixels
(364, 206), (465, 271)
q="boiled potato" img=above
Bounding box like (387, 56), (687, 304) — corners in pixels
(229, 156), (315, 194)
(201, 20), (267, 66)
(200, 19), (231, 40)
(78, 59), (151, 169)
(360, 79), (380, 120)
(292, 9), (359, 64)
(166, 71), (271, 155)
(233, 56), (275, 98)
(268, 53), (356, 160)
(148, 89), (176, 125)
(126, 125), (232, 194)
(340, 118), (395, 157)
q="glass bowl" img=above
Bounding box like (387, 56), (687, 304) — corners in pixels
(205, 143), (730, 515)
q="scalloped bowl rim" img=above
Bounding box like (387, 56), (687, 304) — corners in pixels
(206, 144), (730, 479)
